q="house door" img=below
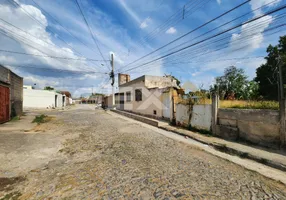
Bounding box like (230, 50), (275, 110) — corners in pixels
(55, 95), (58, 107)
(119, 93), (124, 110)
(62, 96), (65, 107)
(0, 85), (10, 123)
(162, 92), (170, 119)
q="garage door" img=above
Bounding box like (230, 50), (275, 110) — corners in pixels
(0, 85), (9, 123)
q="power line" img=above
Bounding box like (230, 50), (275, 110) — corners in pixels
(0, 49), (109, 62)
(119, 0), (280, 73)
(6, 0), (103, 70)
(121, 4), (286, 73)
(118, 0), (250, 73)
(30, 0), (103, 58)
(0, 28), (103, 73)
(5, 64), (107, 74)
(156, 0), (281, 63)
(128, 26), (286, 75)
(74, 0), (110, 70)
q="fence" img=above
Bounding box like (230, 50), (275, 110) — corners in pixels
(175, 94), (286, 149)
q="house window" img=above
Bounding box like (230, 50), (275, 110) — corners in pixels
(153, 110), (157, 115)
(135, 89), (142, 101)
(126, 91), (131, 102)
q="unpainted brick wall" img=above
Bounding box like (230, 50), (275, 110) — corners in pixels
(10, 71), (23, 117)
(0, 65), (9, 83)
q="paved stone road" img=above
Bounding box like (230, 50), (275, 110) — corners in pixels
(1, 105), (286, 199)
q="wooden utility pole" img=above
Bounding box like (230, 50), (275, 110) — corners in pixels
(278, 56), (286, 148)
(110, 53), (115, 108)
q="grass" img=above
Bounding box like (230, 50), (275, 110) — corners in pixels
(10, 116), (20, 122)
(32, 114), (51, 124)
(220, 100), (279, 110)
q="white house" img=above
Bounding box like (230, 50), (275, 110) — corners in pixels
(23, 88), (66, 109)
(116, 74), (180, 121)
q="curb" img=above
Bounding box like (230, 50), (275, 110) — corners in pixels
(159, 125), (286, 172)
(110, 109), (286, 172)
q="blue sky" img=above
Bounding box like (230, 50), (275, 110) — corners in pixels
(0, 0), (285, 97)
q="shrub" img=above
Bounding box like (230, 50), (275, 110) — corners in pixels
(32, 114), (50, 124)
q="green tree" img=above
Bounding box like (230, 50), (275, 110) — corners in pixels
(44, 86), (54, 91)
(211, 66), (248, 99)
(255, 36), (286, 100)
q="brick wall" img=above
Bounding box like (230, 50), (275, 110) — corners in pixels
(0, 65), (9, 84)
(10, 72), (23, 116)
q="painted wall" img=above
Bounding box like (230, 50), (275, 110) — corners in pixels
(23, 89), (65, 109)
(119, 81), (173, 119)
(191, 105), (212, 130)
(218, 109), (280, 148)
(175, 104), (212, 131)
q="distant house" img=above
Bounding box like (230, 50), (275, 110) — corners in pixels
(88, 94), (103, 104)
(116, 74), (180, 121)
(0, 65), (23, 123)
(60, 91), (72, 105)
(23, 87), (66, 109)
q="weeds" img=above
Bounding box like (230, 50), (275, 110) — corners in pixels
(220, 100), (279, 110)
(32, 114), (50, 124)
(10, 116), (20, 122)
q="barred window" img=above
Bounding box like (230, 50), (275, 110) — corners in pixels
(135, 89), (142, 101)
(126, 91), (131, 102)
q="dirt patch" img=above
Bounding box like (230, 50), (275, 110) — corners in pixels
(0, 177), (25, 192)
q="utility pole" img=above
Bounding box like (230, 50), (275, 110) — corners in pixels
(278, 55), (286, 148)
(110, 53), (115, 109)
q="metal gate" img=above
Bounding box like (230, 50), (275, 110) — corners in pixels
(0, 85), (10, 123)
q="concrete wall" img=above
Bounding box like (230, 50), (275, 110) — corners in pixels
(23, 89), (65, 109)
(217, 109), (280, 148)
(10, 72), (23, 116)
(175, 104), (212, 131)
(0, 65), (9, 84)
(191, 105), (212, 131)
(176, 104), (190, 127)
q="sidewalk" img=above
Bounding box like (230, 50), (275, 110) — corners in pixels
(112, 109), (286, 172)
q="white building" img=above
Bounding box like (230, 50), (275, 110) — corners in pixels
(23, 89), (66, 109)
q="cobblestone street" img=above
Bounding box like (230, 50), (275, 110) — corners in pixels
(1, 105), (286, 199)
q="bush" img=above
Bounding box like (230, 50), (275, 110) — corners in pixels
(32, 114), (50, 124)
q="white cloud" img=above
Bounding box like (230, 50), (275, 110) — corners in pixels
(118, 0), (141, 24)
(229, 0), (278, 53)
(217, 0), (221, 5)
(166, 27), (177, 34)
(250, 0), (281, 17)
(140, 17), (151, 29)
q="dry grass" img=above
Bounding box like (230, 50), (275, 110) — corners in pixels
(178, 98), (279, 110)
(220, 100), (279, 110)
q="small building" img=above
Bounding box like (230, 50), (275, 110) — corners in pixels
(103, 94), (114, 109)
(0, 65), (23, 123)
(61, 91), (72, 105)
(88, 94), (103, 104)
(23, 88), (66, 109)
(117, 74), (180, 121)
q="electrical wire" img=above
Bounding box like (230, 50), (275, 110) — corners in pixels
(118, 0), (251, 73)
(74, 0), (110, 70)
(120, 4), (286, 73)
(0, 49), (109, 61)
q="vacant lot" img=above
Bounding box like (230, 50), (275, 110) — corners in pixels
(0, 105), (286, 199)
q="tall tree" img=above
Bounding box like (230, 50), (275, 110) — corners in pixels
(211, 66), (248, 100)
(255, 36), (286, 100)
